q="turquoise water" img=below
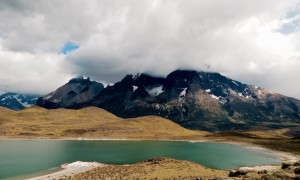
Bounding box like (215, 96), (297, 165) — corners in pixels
(0, 140), (280, 179)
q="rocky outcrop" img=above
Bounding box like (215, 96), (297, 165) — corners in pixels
(230, 161), (300, 179)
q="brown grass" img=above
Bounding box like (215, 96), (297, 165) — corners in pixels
(67, 158), (228, 180)
(207, 130), (300, 154)
(0, 106), (207, 140)
(1, 106), (299, 155)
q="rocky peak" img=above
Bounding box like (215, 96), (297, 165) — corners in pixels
(68, 76), (92, 85)
(36, 70), (300, 131)
(164, 70), (199, 90)
(36, 77), (104, 109)
(135, 74), (165, 87)
(196, 71), (250, 98)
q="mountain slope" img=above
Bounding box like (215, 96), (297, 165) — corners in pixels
(36, 76), (104, 109)
(89, 70), (300, 131)
(0, 93), (38, 110)
(0, 106), (206, 139)
(37, 70), (300, 131)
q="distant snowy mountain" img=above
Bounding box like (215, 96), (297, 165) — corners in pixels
(0, 93), (39, 110)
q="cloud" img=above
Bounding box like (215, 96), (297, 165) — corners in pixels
(0, 0), (300, 98)
(0, 47), (74, 95)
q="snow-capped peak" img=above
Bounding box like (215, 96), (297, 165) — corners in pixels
(0, 93), (39, 110)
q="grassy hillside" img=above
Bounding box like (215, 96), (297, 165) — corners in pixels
(68, 158), (228, 180)
(0, 106), (206, 139)
(1, 106), (299, 154)
(208, 129), (300, 154)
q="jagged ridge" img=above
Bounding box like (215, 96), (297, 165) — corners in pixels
(36, 70), (300, 131)
(36, 76), (104, 109)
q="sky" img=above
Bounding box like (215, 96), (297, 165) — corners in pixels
(0, 0), (300, 99)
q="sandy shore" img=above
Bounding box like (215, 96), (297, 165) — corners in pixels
(26, 161), (106, 180)
(28, 158), (229, 180)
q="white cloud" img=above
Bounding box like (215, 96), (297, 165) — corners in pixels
(0, 48), (74, 95)
(0, 0), (300, 98)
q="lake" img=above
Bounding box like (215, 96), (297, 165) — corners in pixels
(0, 140), (281, 179)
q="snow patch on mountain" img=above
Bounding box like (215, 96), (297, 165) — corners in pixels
(179, 88), (187, 97)
(44, 93), (53, 100)
(146, 86), (164, 97)
(210, 94), (220, 100)
(132, 86), (138, 92)
(205, 89), (211, 93)
(13, 95), (32, 107)
(232, 81), (239, 86)
(133, 74), (141, 80)
(237, 92), (251, 99)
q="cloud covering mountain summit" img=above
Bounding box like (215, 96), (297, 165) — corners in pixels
(0, 0), (300, 98)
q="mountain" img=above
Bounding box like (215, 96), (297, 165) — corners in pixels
(36, 70), (300, 131)
(36, 76), (104, 108)
(0, 92), (39, 110)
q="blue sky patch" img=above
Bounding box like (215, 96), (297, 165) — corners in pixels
(279, 19), (300, 34)
(279, 5), (300, 35)
(286, 5), (300, 18)
(61, 41), (79, 54)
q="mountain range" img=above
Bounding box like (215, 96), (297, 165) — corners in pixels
(0, 93), (38, 110)
(35, 70), (300, 131)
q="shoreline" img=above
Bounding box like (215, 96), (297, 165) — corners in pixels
(1, 137), (298, 179)
(211, 140), (300, 163)
(26, 161), (106, 180)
